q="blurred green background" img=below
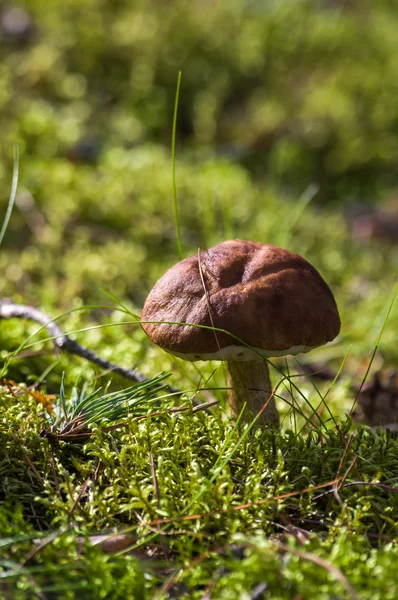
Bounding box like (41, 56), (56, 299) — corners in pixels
(0, 0), (397, 385)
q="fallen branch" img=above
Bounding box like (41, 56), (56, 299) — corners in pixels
(0, 300), (179, 392)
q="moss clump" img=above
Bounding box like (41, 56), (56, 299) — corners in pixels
(1, 381), (398, 597)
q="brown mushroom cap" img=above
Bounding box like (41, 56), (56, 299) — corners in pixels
(141, 240), (340, 361)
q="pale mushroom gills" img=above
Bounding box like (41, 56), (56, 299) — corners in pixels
(141, 240), (341, 427)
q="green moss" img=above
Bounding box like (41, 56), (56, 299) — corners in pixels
(1, 382), (398, 597)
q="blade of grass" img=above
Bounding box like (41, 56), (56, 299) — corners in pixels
(99, 289), (140, 320)
(350, 284), (397, 415)
(0, 145), (19, 247)
(277, 182), (319, 249)
(268, 361), (329, 432)
(59, 373), (68, 420)
(290, 346), (352, 435)
(171, 71), (183, 259)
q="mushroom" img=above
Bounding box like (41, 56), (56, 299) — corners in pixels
(141, 240), (340, 427)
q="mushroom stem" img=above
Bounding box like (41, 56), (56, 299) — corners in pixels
(226, 359), (279, 428)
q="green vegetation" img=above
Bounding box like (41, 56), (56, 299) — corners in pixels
(0, 1), (397, 598)
(2, 387), (398, 598)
